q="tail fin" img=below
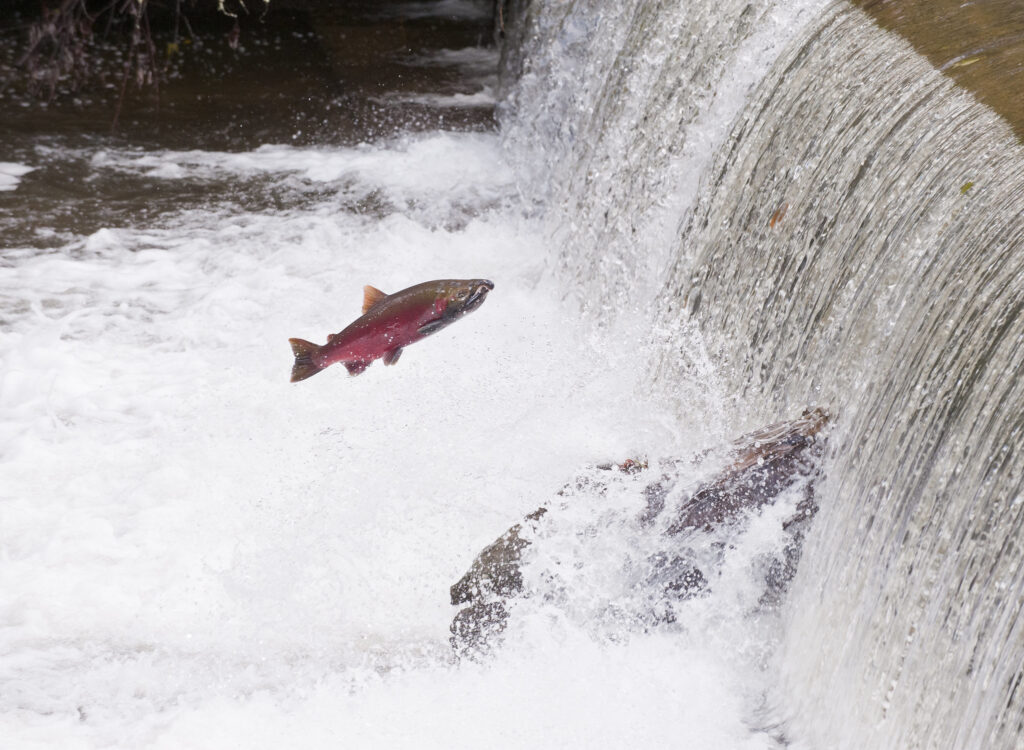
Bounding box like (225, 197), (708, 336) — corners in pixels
(289, 338), (324, 382)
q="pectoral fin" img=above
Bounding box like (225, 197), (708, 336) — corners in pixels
(345, 361), (370, 376)
(417, 319), (449, 336)
(362, 285), (388, 314)
(383, 347), (403, 366)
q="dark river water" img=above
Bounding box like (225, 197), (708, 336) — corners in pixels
(0, 1), (496, 248)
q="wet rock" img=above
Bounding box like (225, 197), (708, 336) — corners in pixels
(665, 408), (827, 535)
(450, 507), (547, 607)
(645, 550), (711, 620)
(450, 601), (510, 657)
(449, 408), (830, 656)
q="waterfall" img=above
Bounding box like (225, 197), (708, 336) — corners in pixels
(500, 0), (826, 315)
(500, 1), (1024, 748)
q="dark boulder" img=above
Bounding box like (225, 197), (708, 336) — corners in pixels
(450, 507), (548, 607)
(450, 408), (830, 656)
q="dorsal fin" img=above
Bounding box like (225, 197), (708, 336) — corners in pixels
(362, 285), (388, 314)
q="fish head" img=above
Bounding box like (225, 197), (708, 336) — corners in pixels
(432, 279), (494, 319)
(418, 279), (494, 337)
(444, 279), (494, 317)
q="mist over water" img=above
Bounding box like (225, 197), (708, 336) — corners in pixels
(3, 0), (1023, 748)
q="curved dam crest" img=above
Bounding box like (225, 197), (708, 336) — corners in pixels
(499, 0), (1024, 748)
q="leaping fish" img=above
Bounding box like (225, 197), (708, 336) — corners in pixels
(289, 278), (494, 382)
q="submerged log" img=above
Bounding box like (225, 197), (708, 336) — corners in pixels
(450, 408), (830, 656)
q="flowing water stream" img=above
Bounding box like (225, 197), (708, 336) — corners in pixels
(2, 0), (1022, 748)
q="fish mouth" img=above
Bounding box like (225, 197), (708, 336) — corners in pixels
(459, 280), (494, 314)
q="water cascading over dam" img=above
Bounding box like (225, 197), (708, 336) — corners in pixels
(498, 0), (1024, 748)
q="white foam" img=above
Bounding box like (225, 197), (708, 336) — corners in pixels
(0, 162), (34, 191)
(380, 0), (492, 21)
(1, 128), (781, 747)
(410, 47), (500, 70)
(89, 133), (512, 222)
(1, 106), (782, 750)
(383, 85), (497, 108)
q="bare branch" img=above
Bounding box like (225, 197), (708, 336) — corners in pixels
(18, 0), (272, 106)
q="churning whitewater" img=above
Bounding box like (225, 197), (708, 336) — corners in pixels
(0, 58), (787, 750)
(0, 118), (798, 750)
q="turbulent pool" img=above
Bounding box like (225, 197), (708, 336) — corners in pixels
(0, 3), (764, 748)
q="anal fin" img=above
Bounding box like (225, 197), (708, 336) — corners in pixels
(345, 361), (370, 376)
(383, 347), (403, 366)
